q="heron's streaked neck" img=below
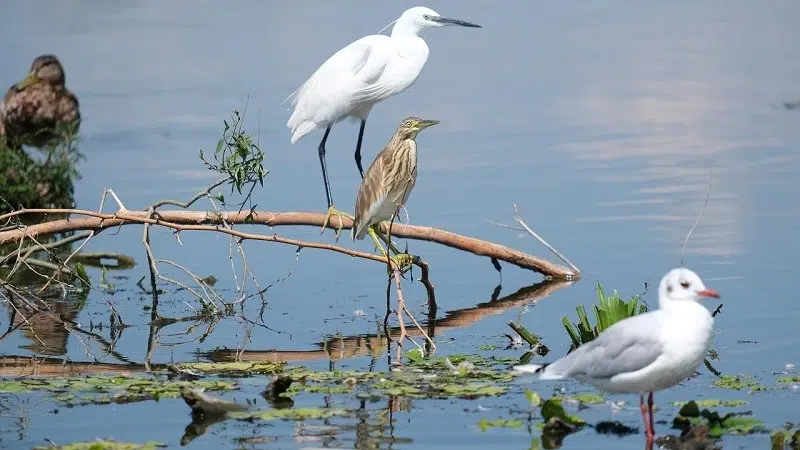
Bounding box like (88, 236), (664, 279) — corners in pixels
(390, 19), (424, 37)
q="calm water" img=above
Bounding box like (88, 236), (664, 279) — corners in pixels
(1, 1), (799, 449)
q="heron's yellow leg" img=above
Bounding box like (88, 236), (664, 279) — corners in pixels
(321, 205), (354, 239)
(367, 226), (389, 256)
(376, 227), (403, 255)
(368, 227), (413, 271)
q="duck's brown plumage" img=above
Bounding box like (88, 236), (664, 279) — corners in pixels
(2, 55), (80, 148)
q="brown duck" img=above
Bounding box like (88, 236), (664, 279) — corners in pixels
(2, 55), (80, 148)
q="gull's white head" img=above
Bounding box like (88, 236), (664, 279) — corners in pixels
(392, 7), (481, 36)
(658, 268), (720, 307)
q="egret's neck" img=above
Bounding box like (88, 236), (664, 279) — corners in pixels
(391, 18), (423, 37)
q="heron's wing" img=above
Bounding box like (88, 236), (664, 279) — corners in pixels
(545, 312), (664, 380)
(353, 145), (393, 239)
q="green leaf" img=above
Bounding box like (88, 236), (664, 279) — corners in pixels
(477, 418), (523, 432)
(541, 398), (586, 425)
(405, 348), (424, 363)
(524, 388), (542, 407)
(74, 262), (90, 286)
(678, 400), (700, 417)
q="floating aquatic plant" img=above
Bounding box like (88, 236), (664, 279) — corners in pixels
(33, 440), (165, 450)
(477, 418), (524, 432)
(671, 399), (749, 408)
(711, 374), (768, 392)
(671, 400), (766, 437)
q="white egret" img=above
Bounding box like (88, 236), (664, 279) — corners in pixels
(285, 6), (481, 230)
(514, 268), (721, 441)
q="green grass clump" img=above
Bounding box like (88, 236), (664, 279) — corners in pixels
(562, 281), (647, 351)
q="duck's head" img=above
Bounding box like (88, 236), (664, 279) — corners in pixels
(15, 55), (67, 91)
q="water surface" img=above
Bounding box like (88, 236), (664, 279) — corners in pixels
(1, 1), (799, 449)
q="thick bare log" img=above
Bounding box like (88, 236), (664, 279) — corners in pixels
(0, 209), (578, 279)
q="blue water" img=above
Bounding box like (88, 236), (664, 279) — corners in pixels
(1, 1), (799, 448)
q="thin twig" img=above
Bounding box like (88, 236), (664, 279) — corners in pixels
(681, 171), (713, 266)
(512, 204), (580, 276)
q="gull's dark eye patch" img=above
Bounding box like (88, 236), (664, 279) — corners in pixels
(679, 280), (690, 289)
(666, 285), (673, 293)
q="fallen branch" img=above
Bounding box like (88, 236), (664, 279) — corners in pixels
(0, 209), (578, 280)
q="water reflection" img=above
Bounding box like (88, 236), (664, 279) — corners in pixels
(0, 279), (569, 376)
(202, 279), (571, 365)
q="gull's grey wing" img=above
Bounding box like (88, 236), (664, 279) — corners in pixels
(545, 312), (664, 380)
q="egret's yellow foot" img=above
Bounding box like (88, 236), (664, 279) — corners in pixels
(321, 205), (354, 239)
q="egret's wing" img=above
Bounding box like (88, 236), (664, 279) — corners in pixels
(287, 35), (389, 111)
(545, 312), (664, 380)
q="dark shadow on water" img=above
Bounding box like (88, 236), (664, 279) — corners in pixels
(200, 278), (573, 365)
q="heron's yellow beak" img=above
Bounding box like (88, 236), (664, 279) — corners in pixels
(418, 119), (440, 130)
(15, 73), (40, 92)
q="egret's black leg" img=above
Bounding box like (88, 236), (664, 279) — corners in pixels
(354, 119), (367, 179)
(318, 125), (333, 207)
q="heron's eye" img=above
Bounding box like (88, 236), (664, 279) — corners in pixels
(679, 280), (690, 289)
(423, 14), (430, 20)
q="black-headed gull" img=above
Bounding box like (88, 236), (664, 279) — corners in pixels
(514, 267), (721, 440)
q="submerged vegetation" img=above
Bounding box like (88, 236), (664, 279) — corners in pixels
(0, 123), (81, 214)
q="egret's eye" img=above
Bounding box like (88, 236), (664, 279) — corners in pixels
(679, 280), (690, 289)
(423, 14), (430, 20)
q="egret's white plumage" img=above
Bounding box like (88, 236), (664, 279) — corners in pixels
(284, 6), (480, 211)
(514, 268), (721, 439)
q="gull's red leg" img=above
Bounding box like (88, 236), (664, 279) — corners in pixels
(646, 392), (656, 440)
(639, 394), (652, 438)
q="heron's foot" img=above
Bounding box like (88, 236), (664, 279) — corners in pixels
(321, 205), (354, 239)
(390, 252), (414, 272)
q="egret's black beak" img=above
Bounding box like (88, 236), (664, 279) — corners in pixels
(431, 16), (482, 28)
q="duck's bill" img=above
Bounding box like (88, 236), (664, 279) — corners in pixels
(432, 17), (482, 28)
(15, 73), (39, 92)
(697, 288), (720, 298)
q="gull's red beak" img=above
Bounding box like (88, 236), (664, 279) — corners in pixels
(696, 288), (720, 299)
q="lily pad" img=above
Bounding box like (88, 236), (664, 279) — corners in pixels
(477, 418), (523, 431)
(711, 374), (768, 392)
(33, 440), (164, 450)
(0, 375), (236, 405)
(554, 393), (605, 405)
(672, 399), (749, 408)
(232, 407), (350, 421)
(174, 361), (285, 377)
(776, 376), (800, 383)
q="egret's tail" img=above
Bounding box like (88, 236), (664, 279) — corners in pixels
(289, 120), (318, 145)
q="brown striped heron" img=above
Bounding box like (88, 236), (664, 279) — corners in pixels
(351, 116), (439, 261)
